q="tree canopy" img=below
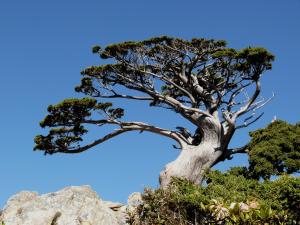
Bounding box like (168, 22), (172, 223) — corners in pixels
(34, 36), (277, 186)
(247, 120), (300, 179)
(35, 36), (274, 153)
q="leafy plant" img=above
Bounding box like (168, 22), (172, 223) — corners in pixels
(129, 173), (300, 224)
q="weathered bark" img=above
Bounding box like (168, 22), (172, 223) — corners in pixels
(159, 117), (225, 188)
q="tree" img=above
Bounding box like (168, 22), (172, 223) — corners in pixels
(247, 120), (300, 180)
(34, 36), (275, 187)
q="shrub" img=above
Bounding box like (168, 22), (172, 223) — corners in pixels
(128, 171), (300, 224)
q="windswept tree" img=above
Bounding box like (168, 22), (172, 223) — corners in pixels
(34, 36), (275, 187)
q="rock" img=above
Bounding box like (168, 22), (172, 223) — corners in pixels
(125, 192), (143, 223)
(0, 186), (122, 225)
(102, 201), (128, 225)
(102, 201), (124, 211)
(112, 205), (129, 225)
(127, 192), (142, 210)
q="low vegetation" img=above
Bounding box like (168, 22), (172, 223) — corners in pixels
(128, 171), (300, 225)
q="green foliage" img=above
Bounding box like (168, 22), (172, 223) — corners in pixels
(206, 170), (300, 217)
(247, 120), (300, 179)
(204, 170), (258, 203)
(78, 36), (274, 108)
(34, 98), (124, 154)
(129, 178), (215, 225)
(130, 173), (300, 224)
(212, 47), (274, 81)
(39, 98), (98, 128)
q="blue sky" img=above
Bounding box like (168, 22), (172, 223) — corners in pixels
(0, 0), (299, 207)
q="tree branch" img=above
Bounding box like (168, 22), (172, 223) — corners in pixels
(59, 128), (130, 154)
(236, 112), (264, 129)
(118, 55), (198, 108)
(229, 145), (249, 154)
(99, 94), (153, 101)
(222, 145), (249, 160)
(109, 70), (213, 123)
(59, 119), (189, 154)
(226, 81), (252, 112)
(233, 80), (261, 120)
(245, 92), (275, 113)
(141, 69), (197, 107)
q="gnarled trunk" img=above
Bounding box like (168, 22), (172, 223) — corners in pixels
(159, 117), (225, 188)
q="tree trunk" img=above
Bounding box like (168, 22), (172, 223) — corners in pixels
(159, 117), (224, 188)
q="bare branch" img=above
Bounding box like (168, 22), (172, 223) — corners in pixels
(222, 145), (249, 160)
(141, 69), (197, 106)
(58, 118), (190, 154)
(226, 81), (252, 112)
(230, 145), (249, 154)
(59, 128), (130, 154)
(99, 94), (153, 101)
(233, 80), (261, 120)
(221, 110), (234, 126)
(236, 112), (264, 129)
(120, 121), (187, 146)
(110, 70), (213, 122)
(117, 55), (198, 108)
(92, 81), (154, 101)
(178, 63), (189, 85)
(246, 92), (275, 113)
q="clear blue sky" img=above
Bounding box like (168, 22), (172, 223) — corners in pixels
(1, 0), (300, 207)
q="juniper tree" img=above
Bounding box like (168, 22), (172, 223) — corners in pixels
(247, 120), (300, 180)
(34, 36), (275, 187)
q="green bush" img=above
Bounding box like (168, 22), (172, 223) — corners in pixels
(128, 172), (300, 225)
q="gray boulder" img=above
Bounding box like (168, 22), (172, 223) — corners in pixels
(0, 186), (122, 225)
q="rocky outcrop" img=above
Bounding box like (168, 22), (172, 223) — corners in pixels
(0, 186), (142, 225)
